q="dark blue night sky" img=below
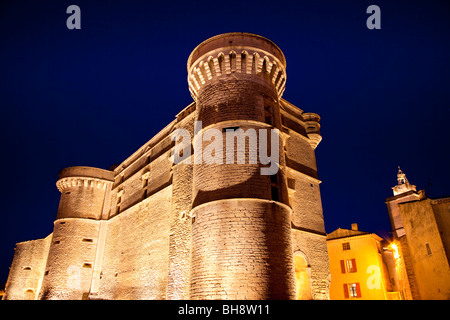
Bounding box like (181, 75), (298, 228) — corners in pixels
(0, 0), (449, 285)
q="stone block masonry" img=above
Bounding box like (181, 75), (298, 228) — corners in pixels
(3, 33), (330, 300)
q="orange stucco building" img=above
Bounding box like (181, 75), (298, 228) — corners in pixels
(327, 223), (401, 300)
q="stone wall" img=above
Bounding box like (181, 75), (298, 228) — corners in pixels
(3, 235), (51, 300)
(97, 186), (172, 299)
(190, 199), (295, 299)
(38, 219), (100, 299)
(399, 199), (450, 299)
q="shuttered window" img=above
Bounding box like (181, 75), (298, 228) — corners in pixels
(344, 282), (361, 298)
(340, 260), (346, 273)
(340, 259), (357, 273)
(346, 259), (357, 273)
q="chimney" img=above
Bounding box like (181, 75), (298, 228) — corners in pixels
(351, 223), (358, 231)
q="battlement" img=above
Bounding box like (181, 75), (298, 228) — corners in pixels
(56, 177), (110, 192)
(187, 33), (287, 99)
(56, 166), (114, 192)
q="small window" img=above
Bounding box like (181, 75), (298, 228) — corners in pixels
(82, 238), (93, 243)
(82, 263), (92, 268)
(349, 283), (360, 297)
(45, 270), (49, 276)
(270, 173), (279, 201)
(54, 240), (60, 245)
(426, 243), (432, 255)
(342, 242), (350, 250)
(59, 221), (66, 225)
(340, 259), (357, 273)
(270, 173), (278, 185)
(223, 126), (240, 132)
(23, 267), (31, 271)
(346, 259), (357, 273)
(264, 106), (273, 125)
(344, 283), (361, 298)
(271, 186), (279, 201)
(65, 191), (71, 195)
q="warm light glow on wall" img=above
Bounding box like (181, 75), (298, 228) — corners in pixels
(390, 243), (399, 259)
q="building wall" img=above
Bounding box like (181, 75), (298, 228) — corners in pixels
(38, 219), (101, 299)
(386, 190), (424, 238)
(399, 198), (450, 299)
(431, 198), (450, 259)
(292, 230), (329, 299)
(385, 189), (425, 299)
(190, 199), (295, 299)
(394, 237), (415, 300)
(96, 186), (172, 299)
(3, 235), (51, 300)
(327, 234), (394, 300)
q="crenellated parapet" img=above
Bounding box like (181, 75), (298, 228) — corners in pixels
(56, 166), (114, 192)
(187, 32), (287, 100)
(56, 177), (110, 192)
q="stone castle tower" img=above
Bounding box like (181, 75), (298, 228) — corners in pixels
(3, 33), (330, 300)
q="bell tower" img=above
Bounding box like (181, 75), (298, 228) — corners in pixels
(386, 166), (425, 300)
(387, 167), (424, 237)
(392, 166), (417, 196)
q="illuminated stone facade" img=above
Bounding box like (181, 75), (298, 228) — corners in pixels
(3, 33), (330, 300)
(386, 168), (450, 300)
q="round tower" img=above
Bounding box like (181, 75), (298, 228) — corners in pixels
(188, 33), (296, 299)
(39, 166), (113, 300)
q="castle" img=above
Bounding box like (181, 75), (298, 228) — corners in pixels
(3, 33), (330, 300)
